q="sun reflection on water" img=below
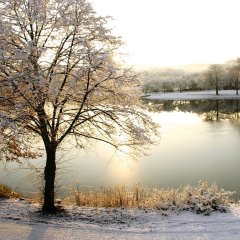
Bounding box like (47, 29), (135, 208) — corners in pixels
(151, 111), (202, 124)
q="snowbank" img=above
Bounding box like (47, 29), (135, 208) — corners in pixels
(144, 90), (240, 100)
(1, 198), (240, 239)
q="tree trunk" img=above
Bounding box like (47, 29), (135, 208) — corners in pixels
(215, 76), (219, 95)
(42, 145), (57, 212)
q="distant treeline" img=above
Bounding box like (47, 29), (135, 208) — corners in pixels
(140, 59), (240, 95)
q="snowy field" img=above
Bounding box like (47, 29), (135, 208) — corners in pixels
(144, 90), (240, 100)
(1, 198), (240, 240)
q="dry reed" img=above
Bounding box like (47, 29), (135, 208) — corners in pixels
(65, 181), (235, 214)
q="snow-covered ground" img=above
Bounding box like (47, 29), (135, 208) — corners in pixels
(144, 90), (240, 100)
(1, 198), (240, 240)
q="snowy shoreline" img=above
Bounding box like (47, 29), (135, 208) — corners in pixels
(143, 90), (240, 101)
(1, 198), (240, 239)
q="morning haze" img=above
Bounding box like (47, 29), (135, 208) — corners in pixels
(1, 0), (240, 238)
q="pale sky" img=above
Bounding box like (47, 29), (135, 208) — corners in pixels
(92, 0), (240, 67)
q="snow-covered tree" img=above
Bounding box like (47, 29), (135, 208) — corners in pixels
(205, 64), (224, 95)
(0, 0), (158, 212)
(227, 58), (240, 95)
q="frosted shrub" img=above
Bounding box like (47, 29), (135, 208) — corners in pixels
(154, 181), (235, 215)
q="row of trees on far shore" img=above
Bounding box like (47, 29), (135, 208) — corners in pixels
(141, 59), (240, 95)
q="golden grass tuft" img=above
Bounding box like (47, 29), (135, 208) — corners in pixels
(0, 183), (22, 198)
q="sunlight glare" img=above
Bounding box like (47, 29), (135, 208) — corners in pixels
(92, 0), (240, 66)
(151, 111), (202, 125)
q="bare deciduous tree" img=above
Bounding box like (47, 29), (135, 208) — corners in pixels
(205, 64), (223, 95)
(227, 58), (240, 95)
(0, 0), (158, 212)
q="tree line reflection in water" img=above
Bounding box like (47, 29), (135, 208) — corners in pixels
(145, 99), (240, 121)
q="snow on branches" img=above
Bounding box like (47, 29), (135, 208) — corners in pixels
(0, 0), (158, 158)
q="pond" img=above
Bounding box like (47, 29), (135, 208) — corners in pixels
(1, 99), (240, 199)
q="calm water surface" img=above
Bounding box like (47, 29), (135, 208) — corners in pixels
(1, 100), (240, 198)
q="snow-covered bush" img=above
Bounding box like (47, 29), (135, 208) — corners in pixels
(151, 181), (234, 215)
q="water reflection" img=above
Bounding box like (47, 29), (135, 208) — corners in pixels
(145, 99), (240, 121)
(1, 100), (240, 199)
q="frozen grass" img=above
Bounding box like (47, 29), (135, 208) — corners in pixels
(1, 181), (234, 215)
(0, 183), (21, 199)
(66, 181), (235, 215)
